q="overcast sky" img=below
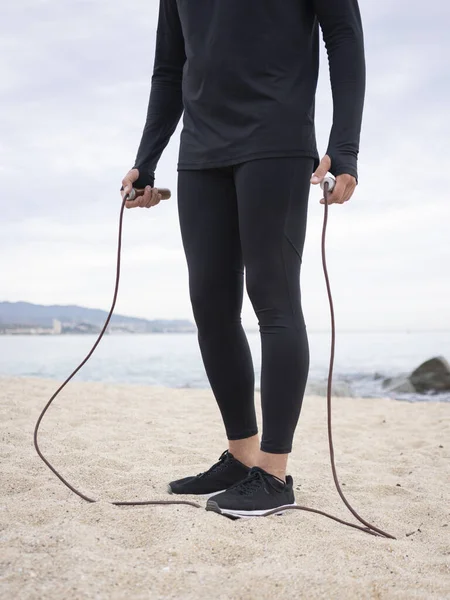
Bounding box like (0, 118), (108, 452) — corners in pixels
(1, 0), (449, 331)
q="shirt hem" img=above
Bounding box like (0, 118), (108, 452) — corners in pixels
(177, 149), (319, 171)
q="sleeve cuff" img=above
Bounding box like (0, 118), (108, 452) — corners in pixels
(325, 150), (359, 184)
(131, 166), (155, 189)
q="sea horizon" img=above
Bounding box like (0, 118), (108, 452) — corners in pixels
(1, 330), (449, 403)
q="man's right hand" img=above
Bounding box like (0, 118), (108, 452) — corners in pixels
(121, 168), (162, 209)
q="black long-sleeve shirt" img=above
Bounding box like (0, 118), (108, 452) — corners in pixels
(131, 0), (365, 190)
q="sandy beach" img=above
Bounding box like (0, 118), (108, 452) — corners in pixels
(1, 376), (449, 599)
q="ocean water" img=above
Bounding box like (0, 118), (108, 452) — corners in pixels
(0, 331), (449, 402)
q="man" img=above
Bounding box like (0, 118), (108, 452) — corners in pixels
(121, 0), (365, 518)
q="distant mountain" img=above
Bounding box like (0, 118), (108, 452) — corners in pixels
(0, 302), (195, 332)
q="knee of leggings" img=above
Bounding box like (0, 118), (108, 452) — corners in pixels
(246, 270), (269, 304)
(189, 286), (239, 333)
(246, 273), (279, 319)
(246, 270), (303, 329)
(190, 289), (212, 326)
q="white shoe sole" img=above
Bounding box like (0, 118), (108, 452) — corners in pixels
(207, 501), (298, 518)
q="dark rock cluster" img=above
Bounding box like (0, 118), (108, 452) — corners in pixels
(382, 356), (450, 394)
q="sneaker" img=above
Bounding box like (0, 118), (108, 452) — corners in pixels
(205, 466), (297, 518)
(167, 450), (251, 498)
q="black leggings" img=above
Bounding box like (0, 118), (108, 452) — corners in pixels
(177, 156), (313, 453)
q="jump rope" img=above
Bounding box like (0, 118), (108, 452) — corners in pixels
(33, 177), (396, 539)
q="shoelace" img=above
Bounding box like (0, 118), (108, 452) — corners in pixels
(228, 468), (275, 496)
(196, 449), (229, 478)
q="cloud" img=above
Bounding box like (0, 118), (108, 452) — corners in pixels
(1, 0), (449, 330)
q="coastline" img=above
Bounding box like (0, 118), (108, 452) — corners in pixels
(1, 376), (449, 599)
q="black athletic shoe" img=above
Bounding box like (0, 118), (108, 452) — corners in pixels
(205, 466), (297, 518)
(167, 450), (251, 498)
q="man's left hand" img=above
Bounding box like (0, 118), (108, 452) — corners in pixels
(310, 154), (357, 205)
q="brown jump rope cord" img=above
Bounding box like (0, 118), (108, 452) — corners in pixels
(33, 181), (396, 539)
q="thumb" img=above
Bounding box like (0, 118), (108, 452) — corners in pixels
(121, 169), (139, 195)
(122, 180), (132, 194)
(310, 155), (331, 184)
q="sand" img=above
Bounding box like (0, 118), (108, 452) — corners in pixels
(0, 376), (449, 599)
